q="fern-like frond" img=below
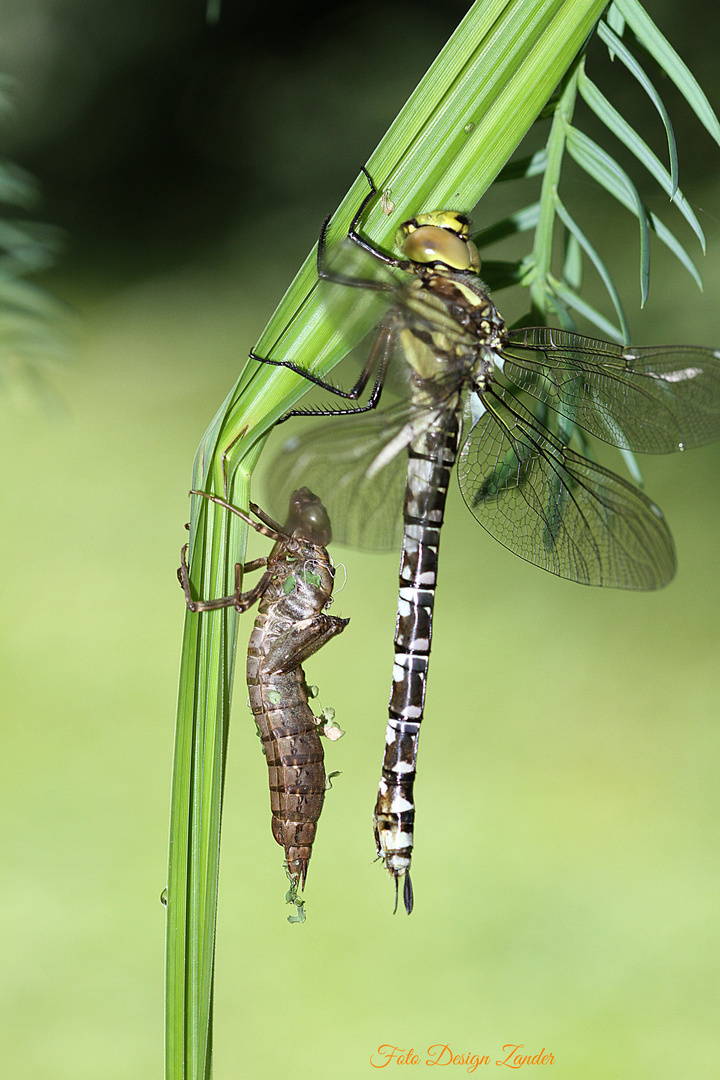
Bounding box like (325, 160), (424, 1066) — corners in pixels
(565, 122), (652, 302)
(0, 93), (69, 404)
(577, 69), (704, 250)
(596, 20), (678, 195)
(613, 0), (720, 144)
(478, 0), (720, 332)
(553, 194), (630, 341)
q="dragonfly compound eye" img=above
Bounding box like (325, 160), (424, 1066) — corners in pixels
(400, 223), (480, 272)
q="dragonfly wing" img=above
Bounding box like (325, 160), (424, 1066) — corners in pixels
(457, 386), (676, 589)
(264, 401), (438, 551)
(502, 327), (720, 453)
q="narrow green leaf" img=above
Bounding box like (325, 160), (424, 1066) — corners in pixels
(562, 231), (583, 290)
(166, 482), (253, 1080)
(528, 67), (581, 318)
(554, 193), (630, 341)
(480, 260), (527, 291)
(0, 275), (67, 319)
(549, 297), (580, 333)
(565, 125), (702, 293)
(578, 69), (705, 251)
(605, 2), (626, 42)
(0, 162), (39, 208)
(614, 0), (720, 146)
(205, 0), (221, 24)
(548, 274), (626, 341)
(619, 446), (644, 485)
(565, 124), (650, 304)
(596, 18), (678, 196)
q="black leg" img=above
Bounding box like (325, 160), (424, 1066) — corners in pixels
(249, 167), (405, 416)
(280, 319), (394, 420)
(317, 168), (407, 287)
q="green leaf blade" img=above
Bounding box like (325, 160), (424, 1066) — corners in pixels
(553, 193), (631, 341)
(577, 69), (705, 251)
(474, 202), (541, 248)
(596, 18), (679, 196)
(614, 0), (720, 146)
(565, 124), (651, 304)
(548, 274), (627, 341)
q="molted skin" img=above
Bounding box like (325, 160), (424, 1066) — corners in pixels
(247, 537), (347, 887)
(246, 496), (347, 889)
(179, 487), (347, 893)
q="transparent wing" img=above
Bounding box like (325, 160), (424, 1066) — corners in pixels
(316, 238), (400, 369)
(264, 401), (438, 551)
(457, 385), (676, 589)
(502, 327), (720, 453)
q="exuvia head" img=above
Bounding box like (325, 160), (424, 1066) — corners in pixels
(396, 210), (481, 273)
(285, 487), (332, 546)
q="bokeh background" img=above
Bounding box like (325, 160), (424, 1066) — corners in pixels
(0, 1), (718, 1078)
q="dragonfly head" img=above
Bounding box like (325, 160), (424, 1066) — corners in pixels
(396, 211), (481, 273)
(285, 487), (332, 546)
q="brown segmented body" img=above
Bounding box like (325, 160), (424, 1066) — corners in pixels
(245, 513), (347, 887)
(179, 488), (348, 891)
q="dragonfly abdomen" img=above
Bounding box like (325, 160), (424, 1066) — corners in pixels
(247, 558), (346, 890)
(248, 656), (326, 889)
(373, 409), (461, 912)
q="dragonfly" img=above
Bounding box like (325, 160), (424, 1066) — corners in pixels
(251, 169), (720, 913)
(179, 487), (348, 896)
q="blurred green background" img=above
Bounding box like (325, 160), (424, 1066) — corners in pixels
(0, 2), (718, 1078)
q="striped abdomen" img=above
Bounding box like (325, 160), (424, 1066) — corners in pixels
(247, 555), (347, 889)
(373, 406), (461, 912)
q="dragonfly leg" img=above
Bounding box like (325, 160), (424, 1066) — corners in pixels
(250, 171), (406, 420)
(249, 324), (390, 413)
(178, 543), (272, 613)
(317, 167), (404, 288)
(345, 167), (413, 271)
(190, 489), (282, 542)
(277, 321), (394, 421)
(248, 500), (283, 532)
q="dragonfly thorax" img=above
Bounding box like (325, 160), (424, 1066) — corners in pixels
(397, 270), (506, 389)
